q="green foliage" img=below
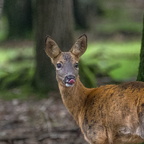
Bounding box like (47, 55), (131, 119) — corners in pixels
(137, 17), (144, 82)
(79, 61), (97, 87)
(0, 16), (8, 41)
(0, 46), (34, 90)
(0, 67), (34, 89)
(80, 41), (141, 87)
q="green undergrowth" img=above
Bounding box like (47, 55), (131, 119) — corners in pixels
(0, 86), (48, 100)
(81, 40), (141, 83)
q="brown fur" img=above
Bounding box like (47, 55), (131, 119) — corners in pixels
(45, 34), (144, 144)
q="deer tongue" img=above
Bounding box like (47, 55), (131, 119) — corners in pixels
(68, 79), (75, 84)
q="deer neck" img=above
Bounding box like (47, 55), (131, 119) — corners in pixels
(57, 77), (90, 123)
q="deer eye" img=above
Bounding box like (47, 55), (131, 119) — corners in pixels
(56, 63), (62, 69)
(74, 63), (79, 69)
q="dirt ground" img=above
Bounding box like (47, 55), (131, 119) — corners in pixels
(0, 93), (88, 144)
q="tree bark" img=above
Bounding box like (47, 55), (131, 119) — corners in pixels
(137, 17), (144, 81)
(34, 0), (74, 92)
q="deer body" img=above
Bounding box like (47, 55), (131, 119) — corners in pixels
(45, 34), (144, 144)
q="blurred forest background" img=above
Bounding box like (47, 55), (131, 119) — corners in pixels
(0, 0), (144, 143)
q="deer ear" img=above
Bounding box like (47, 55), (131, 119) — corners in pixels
(45, 36), (61, 59)
(70, 34), (87, 58)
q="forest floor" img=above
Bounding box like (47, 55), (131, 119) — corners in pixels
(0, 92), (87, 144)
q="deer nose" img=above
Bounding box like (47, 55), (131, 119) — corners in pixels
(64, 75), (76, 86)
(66, 75), (75, 80)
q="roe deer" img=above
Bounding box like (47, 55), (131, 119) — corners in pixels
(45, 34), (144, 144)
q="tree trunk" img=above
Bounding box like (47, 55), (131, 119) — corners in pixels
(4, 0), (32, 39)
(137, 17), (144, 81)
(73, 0), (104, 30)
(34, 0), (74, 92)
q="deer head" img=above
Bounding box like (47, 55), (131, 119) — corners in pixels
(45, 34), (87, 87)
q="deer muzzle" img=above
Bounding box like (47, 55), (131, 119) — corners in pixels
(64, 75), (76, 87)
